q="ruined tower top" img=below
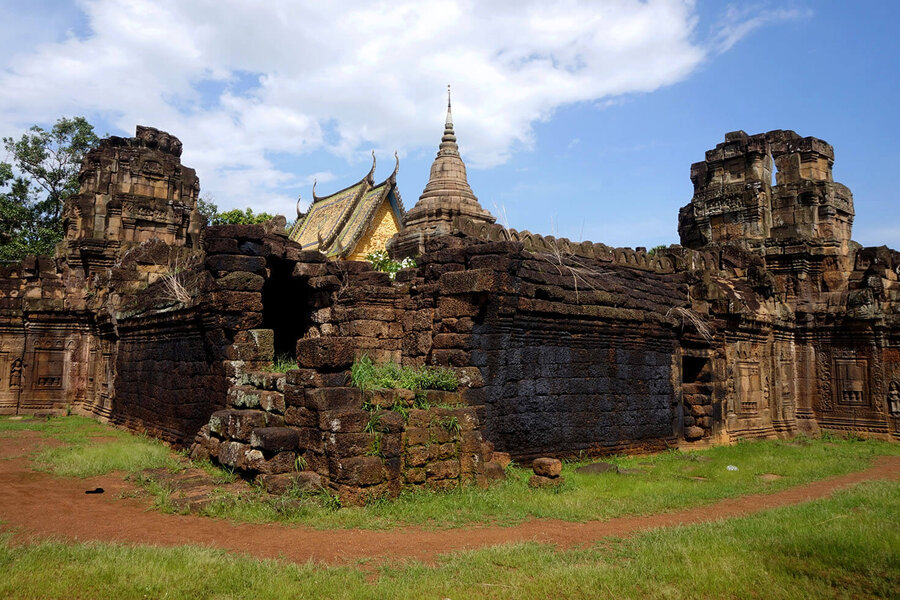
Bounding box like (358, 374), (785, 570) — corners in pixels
(61, 126), (202, 276)
(678, 129), (854, 256)
(387, 87), (495, 258)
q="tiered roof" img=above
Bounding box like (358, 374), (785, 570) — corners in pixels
(289, 154), (405, 258)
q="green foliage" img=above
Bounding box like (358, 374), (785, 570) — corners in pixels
(214, 207), (275, 225)
(0, 116), (99, 260)
(350, 355), (458, 393)
(441, 416), (462, 436)
(196, 197), (275, 226)
(196, 195), (219, 225)
(293, 454), (308, 472)
(364, 250), (416, 279)
(367, 433), (384, 458)
(267, 353), (296, 373)
(364, 412), (381, 434)
(647, 244), (667, 256)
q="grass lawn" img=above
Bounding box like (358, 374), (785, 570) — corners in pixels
(0, 415), (180, 477)
(196, 433), (900, 530)
(0, 479), (896, 599)
(1, 415), (898, 531)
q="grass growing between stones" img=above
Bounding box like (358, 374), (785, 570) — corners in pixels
(0, 480), (896, 599)
(196, 434), (899, 529)
(0, 415), (179, 477)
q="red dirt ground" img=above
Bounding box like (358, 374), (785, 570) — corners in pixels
(0, 431), (897, 566)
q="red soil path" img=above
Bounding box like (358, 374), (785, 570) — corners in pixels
(0, 431), (897, 566)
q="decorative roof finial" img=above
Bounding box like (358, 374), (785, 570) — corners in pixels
(312, 178), (319, 202)
(367, 150), (376, 183)
(445, 84), (453, 130)
(296, 193), (303, 219)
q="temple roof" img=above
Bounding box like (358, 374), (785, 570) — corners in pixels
(289, 154), (405, 257)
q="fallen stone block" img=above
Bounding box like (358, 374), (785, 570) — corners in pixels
(574, 462), (617, 475)
(529, 474), (565, 488)
(532, 457), (562, 478)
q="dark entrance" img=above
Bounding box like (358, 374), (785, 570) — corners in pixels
(261, 258), (315, 360)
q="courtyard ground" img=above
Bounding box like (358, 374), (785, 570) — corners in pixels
(0, 416), (897, 598)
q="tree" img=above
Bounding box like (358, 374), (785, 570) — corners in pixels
(0, 117), (99, 260)
(196, 197), (275, 226)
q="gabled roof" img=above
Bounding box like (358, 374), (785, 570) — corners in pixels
(289, 154), (405, 257)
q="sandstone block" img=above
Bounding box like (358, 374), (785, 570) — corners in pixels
(404, 427), (429, 446)
(284, 406), (317, 428)
(685, 426), (705, 441)
(305, 387), (363, 412)
(426, 459), (460, 480)
(532, 457), (562, 478)
(484, 461), (506, 480)
(218, 441), (249, 468)
(216, 271), (265, 292)
(324, 432), (376, 458)
(319, 409), (372, 433)
(575, 462), (617, 475)
(205, 254), (266, 275)
(492, 452), (512, 469)
(529, 474), (564, 488)
(330, 455), (384, 486)
(285, 248), (326, 263)
(292, 262), (327, 278)
(296, 337), (356, 369)
(404, 467), (426, 484)
(406, 445), (429, 467)
(250, 427), (299, 453)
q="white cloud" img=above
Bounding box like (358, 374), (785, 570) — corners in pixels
(0, 0), (777, 214)
(710, 4), (811, 54)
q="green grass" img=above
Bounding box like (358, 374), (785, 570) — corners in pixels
(195, 434), (899, 530)
(0, 480), (896, 599)
(0, 415), (180, 478)
(350, 355), (459, 392)
(266, 352), (296, 373)
(3, 415), (898, 533)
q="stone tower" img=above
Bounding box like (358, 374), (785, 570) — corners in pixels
(387, 87), (495, 258)
(61, 126), (202, 277)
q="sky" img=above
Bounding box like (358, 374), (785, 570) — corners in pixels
(0, 0), (897, 249)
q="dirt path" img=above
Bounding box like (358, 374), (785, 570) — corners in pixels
(0, 432), (897, 566)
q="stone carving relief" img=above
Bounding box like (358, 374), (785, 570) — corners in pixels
(834, 357), (868, 407)
(9, 358), (22, 389)
(888, 381), (900, 415)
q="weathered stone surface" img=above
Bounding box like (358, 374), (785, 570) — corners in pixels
(492, 452), (512, 469)
(532, 457), (562, 478)
(250, 427), (299, 453)
(330, 455), (384, 486)
(484, 461), (506, 480)
(529, 474), (565, 488)
(575, 462), (617, 475)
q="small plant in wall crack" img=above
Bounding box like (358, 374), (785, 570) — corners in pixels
(293, 454), (308, 472)
(366, 432), (384, 458)
(364, 412), (381, 434)
(441, 416), (462, 437)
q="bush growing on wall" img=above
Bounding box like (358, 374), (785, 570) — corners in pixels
(364, 250), (415, 279)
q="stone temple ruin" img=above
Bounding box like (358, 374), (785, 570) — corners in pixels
(0, 110), (898, 502)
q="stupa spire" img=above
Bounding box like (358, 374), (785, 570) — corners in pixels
(386, 85), (496, 258)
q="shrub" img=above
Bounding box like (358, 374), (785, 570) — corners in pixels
(364, 250), (416, 279)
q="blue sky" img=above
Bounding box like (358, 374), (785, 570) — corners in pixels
(0, 1), (897, 248)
